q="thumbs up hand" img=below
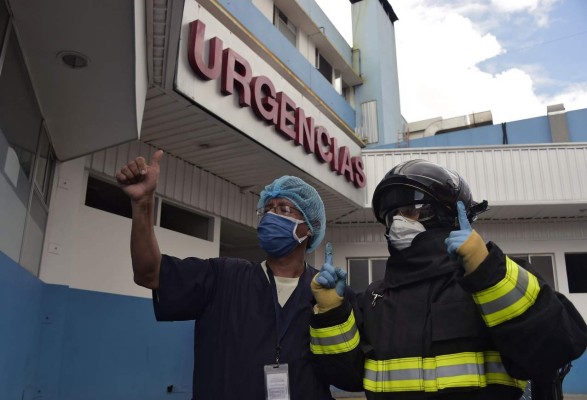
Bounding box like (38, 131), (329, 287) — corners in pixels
(311, 243), (347, 313)
(445, 201), (488, 275)
(116, 149), (164, 203)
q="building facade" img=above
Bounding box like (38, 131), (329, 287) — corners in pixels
(1, 0), (586, 398)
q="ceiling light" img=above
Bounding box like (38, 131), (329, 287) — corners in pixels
(58, 51), (90, 69)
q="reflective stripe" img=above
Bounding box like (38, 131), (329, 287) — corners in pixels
(310, 310), (360, 354)
(364, 351), (527, 393)
(473, 257), (540, 327)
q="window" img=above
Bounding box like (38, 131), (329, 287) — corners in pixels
(316, 49), (333, 83)
(508, 253), (556, 289)
(160, 201), (212, 241)
(0, 0), (8, 48)
(85, 175), (133, 219)
(0, 27), (43, 179)
(0, 17), (55, 276)
(34, 125), (55, 203)
(565, 253), (587, 293)
(348, 258), (387, 292)
(273, 7), (297, 47)
(360, 100), (379, 143)
(85, 175), (213, 241)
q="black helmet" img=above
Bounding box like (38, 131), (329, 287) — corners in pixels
(372, 159), (488, 228)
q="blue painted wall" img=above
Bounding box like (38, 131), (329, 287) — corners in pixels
(352, 0), (404, 145)
(0, 252), (45, 400)
(567, 108), (587, 142)
(0, 251), (194, 400)
(372, 108), (587, 149)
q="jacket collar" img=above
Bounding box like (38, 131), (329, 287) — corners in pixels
(384, 228), (460, 288)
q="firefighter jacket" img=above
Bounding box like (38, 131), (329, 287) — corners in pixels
(310, 228), (587, 400)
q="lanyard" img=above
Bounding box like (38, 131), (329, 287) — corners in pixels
(266, 265), (303, 366)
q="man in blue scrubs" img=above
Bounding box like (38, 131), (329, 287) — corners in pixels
(116, 149), (334, 400)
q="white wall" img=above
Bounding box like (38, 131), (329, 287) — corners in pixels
(40, 156), (220, 299)
(252, 0), (273, 21)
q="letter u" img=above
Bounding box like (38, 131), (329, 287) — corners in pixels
(188, 20), (223, 80)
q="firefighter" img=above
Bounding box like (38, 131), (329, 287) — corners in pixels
(310, 159), (587, 399)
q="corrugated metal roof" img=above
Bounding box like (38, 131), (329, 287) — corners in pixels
(347, 144), (587, 224)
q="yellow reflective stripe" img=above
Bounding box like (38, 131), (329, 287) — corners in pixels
(364, 351), (527, 393)
(310, 310), (360, 354)
(473, 257), (540, 327)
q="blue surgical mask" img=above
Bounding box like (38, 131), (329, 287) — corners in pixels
(258, 212), (309, 258)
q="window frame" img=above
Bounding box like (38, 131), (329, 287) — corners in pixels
(0, 13), (55, 276)
(273, 6), (297, 47)
(508, 253), (557, 289)
(315, 49), (333, 84)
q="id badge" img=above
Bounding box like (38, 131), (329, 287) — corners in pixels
(264, 364), (290, 400)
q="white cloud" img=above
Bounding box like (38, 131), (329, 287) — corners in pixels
(392, 1), (585, 123)
(490, 0), (561, 26)
(317, 0), (585, 125)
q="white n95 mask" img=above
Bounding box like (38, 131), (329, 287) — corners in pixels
(385, 215), (426, 251)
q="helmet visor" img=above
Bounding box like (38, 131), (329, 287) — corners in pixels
(377, 186), (437, 222)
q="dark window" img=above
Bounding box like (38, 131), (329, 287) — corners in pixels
(160, 201), (212, 241)
(0, 1), (9, 48)
(565, 253), (587, 293)
(85, 176), (132, 219)
(348, 259), (369, 292)
(316, 50), (333, 83)
(348, 258), (387, 292)
(509, 253), (555, 288)
(528, 255), (555, 288)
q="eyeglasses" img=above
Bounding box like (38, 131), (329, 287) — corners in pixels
(384, 203), (435, 226)
(257, 203), (303, 218)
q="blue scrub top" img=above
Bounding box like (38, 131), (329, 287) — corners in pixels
(153, 255), (333, 400)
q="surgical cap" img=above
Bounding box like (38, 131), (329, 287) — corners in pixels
(258, 175), (326, 253)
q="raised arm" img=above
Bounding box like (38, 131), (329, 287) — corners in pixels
(116, 149), (164, 289)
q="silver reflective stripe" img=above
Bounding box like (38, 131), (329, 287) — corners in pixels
(310, 323), (358, 347)
(364, 368), (419, 382)
(430, 363), (483, 379)
(486, 361), (508, 374)
(478, 264), (530, 315)
(363, 351), (526, 393)
(365, 362), (484, 382)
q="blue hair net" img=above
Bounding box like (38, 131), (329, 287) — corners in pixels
(258, 176), (326, 253)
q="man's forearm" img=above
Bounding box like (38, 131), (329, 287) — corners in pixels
(130, 196), (161, 289)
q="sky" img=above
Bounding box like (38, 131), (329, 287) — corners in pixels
(315, 0), (587, 124)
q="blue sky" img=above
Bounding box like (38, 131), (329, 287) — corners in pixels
(316, 0), (587, 124)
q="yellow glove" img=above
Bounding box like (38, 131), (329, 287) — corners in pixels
(445, 202), (489, 275)
(311, 243), (346, 313)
